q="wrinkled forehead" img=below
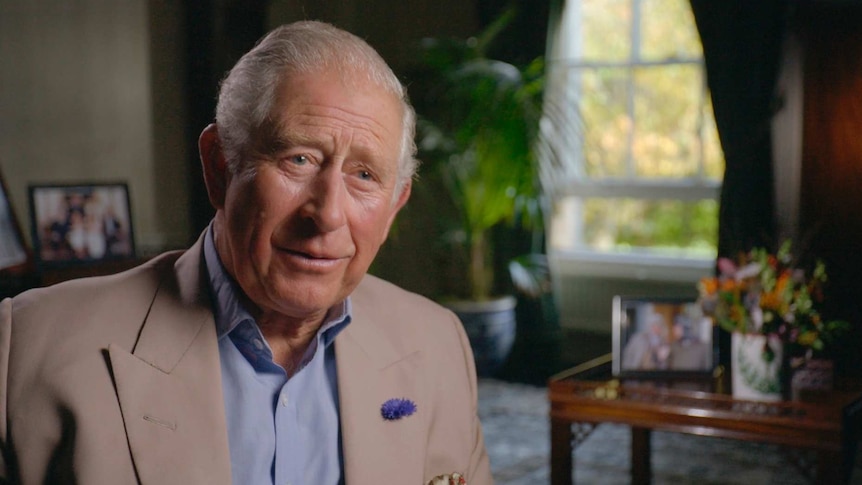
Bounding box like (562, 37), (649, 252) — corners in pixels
(278, 66), (402, 124)
(255, 67), (405, 155)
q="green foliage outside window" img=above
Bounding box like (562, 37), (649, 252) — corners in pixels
(582, 198), (718, 257)
(559, 0), (722, 256)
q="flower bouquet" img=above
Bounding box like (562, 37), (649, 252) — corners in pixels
(698, 240), (848, 361)
(698, 241), (849, 400)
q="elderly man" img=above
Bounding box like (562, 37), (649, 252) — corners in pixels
(0, 21), (491, 485)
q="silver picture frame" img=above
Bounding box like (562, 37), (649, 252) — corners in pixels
(612, 295), (719, 379)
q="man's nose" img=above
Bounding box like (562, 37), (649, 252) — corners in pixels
(302, 168), (348, 232)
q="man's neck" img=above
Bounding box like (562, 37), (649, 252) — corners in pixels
(256, 312), (326, 375)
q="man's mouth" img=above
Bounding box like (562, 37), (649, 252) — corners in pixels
(278, 247), (350, 269)
(284, 248), (339, 260)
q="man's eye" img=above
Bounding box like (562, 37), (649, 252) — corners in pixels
(289, 155), (309, 165)
(358, 170), (373, 180)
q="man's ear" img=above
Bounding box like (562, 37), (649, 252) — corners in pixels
(199, 123), (229, 210)
(384, 179), (412, 235)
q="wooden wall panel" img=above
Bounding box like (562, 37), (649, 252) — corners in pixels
(798, 4), (862, 376)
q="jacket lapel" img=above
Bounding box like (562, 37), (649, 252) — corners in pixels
(109, 243), (427, 484)
(108, 237), (231, 485)
(336, 279), (426, 484)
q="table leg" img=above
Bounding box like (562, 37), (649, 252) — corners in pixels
(842, 403), (861, 484)
(631, 427), (652, 485)
(846, 438), (860, 483)
(817, 450), (843, 484)
(551, 417), (573, 485)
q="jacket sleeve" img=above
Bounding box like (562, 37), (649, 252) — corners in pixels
(0, 298), (14, 483)
(451, 310), (493, 485)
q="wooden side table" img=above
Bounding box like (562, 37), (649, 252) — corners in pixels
(548, 354), (862, 484)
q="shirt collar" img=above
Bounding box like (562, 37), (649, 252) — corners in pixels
(202, 223), (352, 347)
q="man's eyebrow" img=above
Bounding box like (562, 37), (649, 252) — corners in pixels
(274, 131), (310, 149)
(257, 118), (388, 162)
(260, 130), (318, 155)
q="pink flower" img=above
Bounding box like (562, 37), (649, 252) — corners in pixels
(717, 257), (737, 277)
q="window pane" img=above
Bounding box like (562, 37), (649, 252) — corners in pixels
(632, 64), (702, 178)
(549, 0), (722, 261)
(640, 0), (703, 60)
(556, 197), (718, 256)
(581, 67), (631, 178)
(580, 0), (632, 61)
(703, 96), (724, 180)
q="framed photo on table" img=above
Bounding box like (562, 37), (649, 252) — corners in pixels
(0, 168), (30, 274)
(612, 295), (719, 379)
(28, 182), (135, 268)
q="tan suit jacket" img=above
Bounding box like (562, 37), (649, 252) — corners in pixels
(0, 237), (492, 484)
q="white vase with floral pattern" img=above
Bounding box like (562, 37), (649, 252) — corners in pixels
(731, 332), (783, 401)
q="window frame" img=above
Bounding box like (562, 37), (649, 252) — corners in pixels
(544, 0), (720, 281)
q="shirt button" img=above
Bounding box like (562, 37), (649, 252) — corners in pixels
(253, 339), (264, 350)
(281, 394), (289, 407)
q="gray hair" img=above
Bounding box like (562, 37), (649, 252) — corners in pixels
(215, 21), (418, 191)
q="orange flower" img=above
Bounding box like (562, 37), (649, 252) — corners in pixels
(720, 279), (737, 293)
(729, 305), (745, 323)
(759, 291), (781, 311)
(767, 255), (778, 269)
(699, 277), (718, 295)
(775, 272), (790, 294)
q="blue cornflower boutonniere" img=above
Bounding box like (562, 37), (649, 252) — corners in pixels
(381, 397), (416, 420)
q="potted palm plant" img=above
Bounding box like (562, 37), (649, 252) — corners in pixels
(414, 10), (545, 376)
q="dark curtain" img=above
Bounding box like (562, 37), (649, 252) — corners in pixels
(690, 1), (789, 260)
(690, 1), (788, 370)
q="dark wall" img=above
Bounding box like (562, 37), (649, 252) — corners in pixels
(268, 0), (481, 71)
(796, 3), (862, 377)
(477, 0), (551, 64)
(184, 1), (270, 240)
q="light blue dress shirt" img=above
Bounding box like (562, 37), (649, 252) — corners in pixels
(203, 227), (350, 485)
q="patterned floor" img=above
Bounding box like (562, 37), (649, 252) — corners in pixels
(478, 379), (862, 484)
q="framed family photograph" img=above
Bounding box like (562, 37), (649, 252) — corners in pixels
(612, 295), (719, 379)
(0, 168), (30, 274)
(28, 183), (135, 267)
